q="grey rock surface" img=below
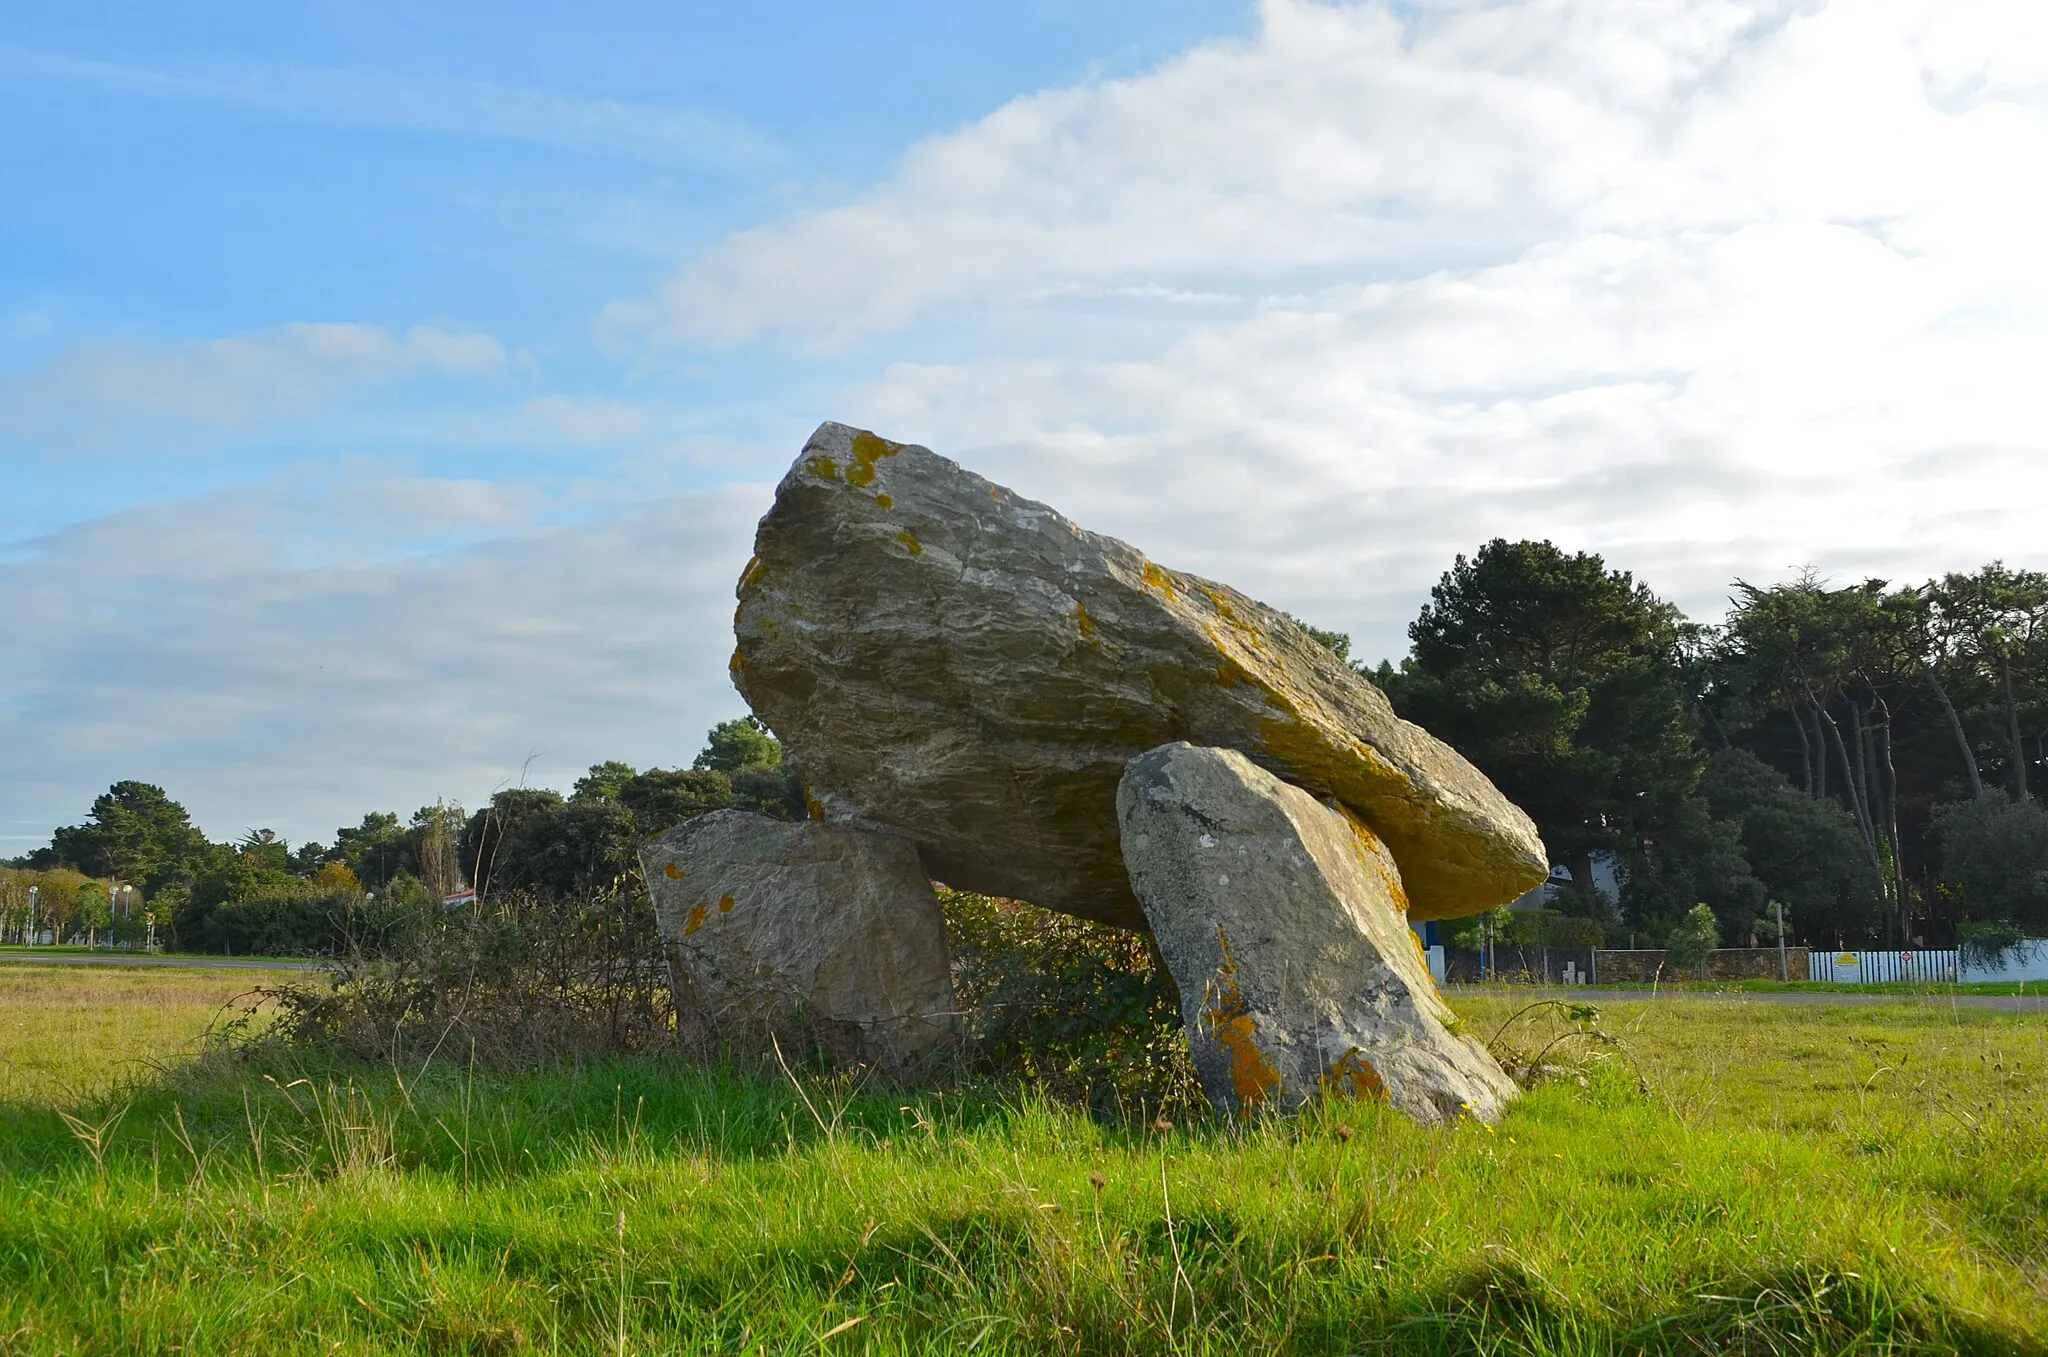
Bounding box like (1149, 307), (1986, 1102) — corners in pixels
(1117, 743), (1519, 1123)
(638, 809), (957, 1068)
(731, 420), (1546, 927)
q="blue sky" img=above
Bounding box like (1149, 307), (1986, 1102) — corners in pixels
(5, 0), (2047, 856)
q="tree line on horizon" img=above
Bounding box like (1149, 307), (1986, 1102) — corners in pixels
(6, 717), (798, 954)
(1344, 541), (2048, 957)
(11, 541), (2047, 957)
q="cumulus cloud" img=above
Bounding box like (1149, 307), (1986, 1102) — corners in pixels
(642, 0), (2048, 346)
(0, 323), (507, 452)
(628, 0), (2048, 658)
(0, 470), (766, 854)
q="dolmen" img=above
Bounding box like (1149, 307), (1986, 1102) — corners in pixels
(642, 421), (1547, 1121)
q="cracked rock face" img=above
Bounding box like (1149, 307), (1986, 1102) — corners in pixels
(730, 421), (1546, 928)
(638, 809), (957, 1069)
(1118, 743), (1519, 1124)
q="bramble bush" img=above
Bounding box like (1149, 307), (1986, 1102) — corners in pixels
(938, 887), (1202, 1121)
(246, 877), (1203, 1123)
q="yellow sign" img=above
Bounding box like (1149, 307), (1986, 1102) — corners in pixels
(1836, 952), (1860, 965)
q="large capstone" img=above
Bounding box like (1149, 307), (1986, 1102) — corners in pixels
(638, 809), (957, 1068)
(1117, 742), (1518, 1124)
(732, 420), (1546, 928)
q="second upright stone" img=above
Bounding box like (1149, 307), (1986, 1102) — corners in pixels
(1117, 742), (1519, 1124)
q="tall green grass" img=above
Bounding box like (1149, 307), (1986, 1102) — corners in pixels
(0, 990), (2042, 1353)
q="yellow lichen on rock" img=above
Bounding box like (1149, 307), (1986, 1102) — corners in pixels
(738, 554), (768, 590)
(718, 893), (736, 913)
(1335, 805), (1413, 915)
(845, 430), (898, 486)
(874, 493), (893, 509)
(896, 530), (923, 557)
(1140, 560), (1177, 601)
(1320, 1049), (1386, 1102)
(1203, 929), (1279, 1110)
(682, 903), (708, 935)
(804, 454), (840, 480)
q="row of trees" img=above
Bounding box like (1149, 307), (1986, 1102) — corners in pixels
(12, 718), (799, 955)
(0, 865), (138, 947)
(1362, 542), (2048, 949)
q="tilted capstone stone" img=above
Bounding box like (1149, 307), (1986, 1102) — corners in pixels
(730, 420), (1548, 930)
(638, 809), (957, 1069)
(1117, 743), (1519, 1124)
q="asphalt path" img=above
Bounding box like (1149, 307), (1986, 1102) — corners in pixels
(1448, 985), (2048, 1012)
(0, 951), (316, 973)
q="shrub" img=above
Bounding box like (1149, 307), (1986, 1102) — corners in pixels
(197, 891), (397, 957)
(251, 879), (1202, 1123)
(1664, 903), (1720, 976)
(1935, 793), (2048, 934)
(257, 885), (673, 1066)
(940, 889), (1202, 1121)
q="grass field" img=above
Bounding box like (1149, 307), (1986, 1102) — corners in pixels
(0, 964), (273, 1102)
(0, 967), (2043, 1354)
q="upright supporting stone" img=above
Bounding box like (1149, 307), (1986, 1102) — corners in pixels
(639, 809), (957, 1069)
(1117, 743), (1519, 1124)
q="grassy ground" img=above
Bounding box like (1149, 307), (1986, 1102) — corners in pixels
(0, 975), (2043, 1353)
(0, 964), (272, 1102)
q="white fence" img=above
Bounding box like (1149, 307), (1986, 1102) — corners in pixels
(1809, 949), (1957, 983)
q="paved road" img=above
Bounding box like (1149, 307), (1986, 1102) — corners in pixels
(0, 951), (317, 973)
(1448, 985), (2048, 1012)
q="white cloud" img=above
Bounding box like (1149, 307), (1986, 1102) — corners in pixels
(625, 0), (2048, 658)
(0, 323), (507, 451)
(0, 470), (765, 854)
(641, 0), (2048, 345)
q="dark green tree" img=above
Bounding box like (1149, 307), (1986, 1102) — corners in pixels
(42, 781), (211, 892)
(238, 829), (290, 874)
(1385, 540), (1701, 918)
(333, 812), (410, 888)
(1699, 749), (1885, 945)
(571, 761), (639, 804)
(1930, 564), (2048, 801)
(618, 769), (735, 834)
(692, 716), (781, 774)
(1934, 793), (2048, 933)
